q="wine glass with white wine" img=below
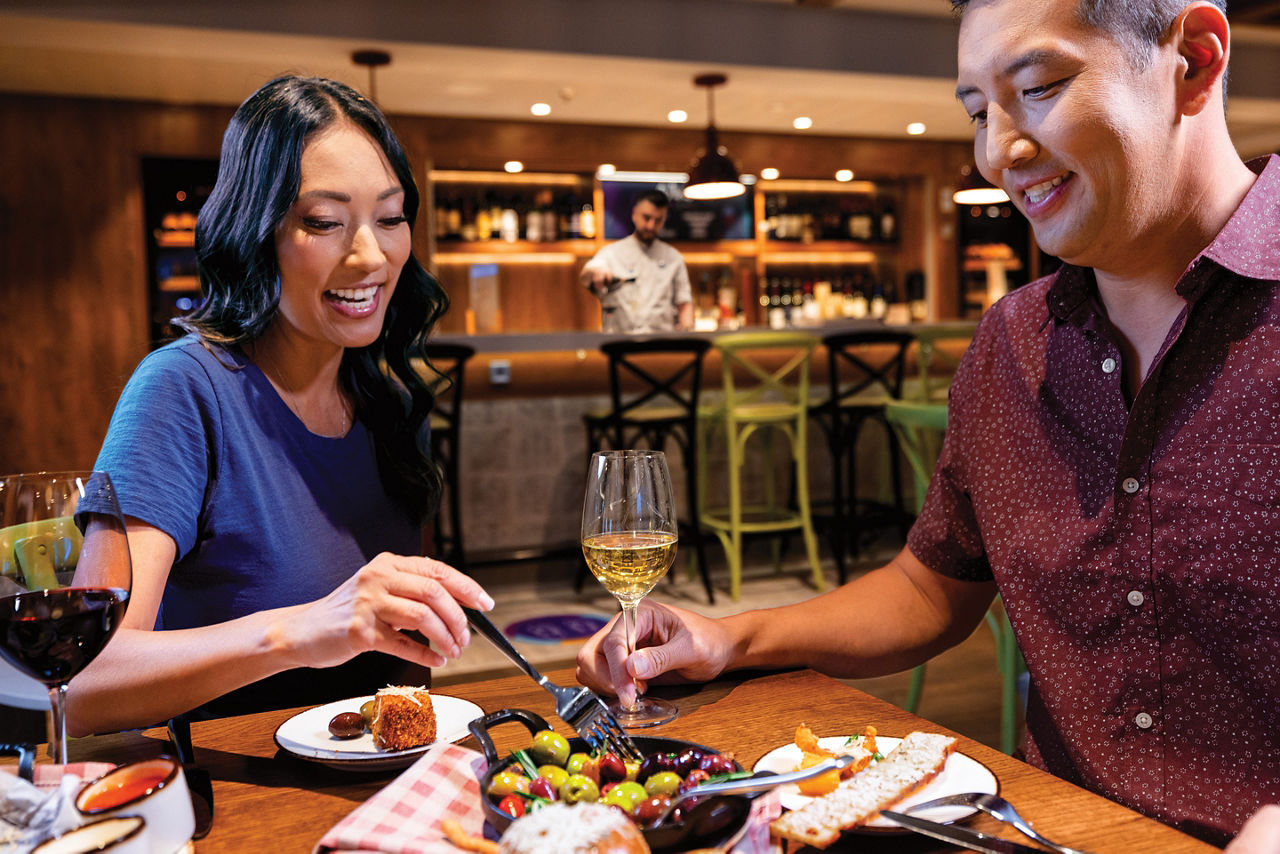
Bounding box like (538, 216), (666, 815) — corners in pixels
(581, 449), (679, 728)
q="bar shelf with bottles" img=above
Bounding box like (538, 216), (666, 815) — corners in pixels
(427, 169), (601, 265)
(424, 168), (923, 333)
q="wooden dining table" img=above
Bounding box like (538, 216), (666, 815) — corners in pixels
(9, 667), (1214, 853)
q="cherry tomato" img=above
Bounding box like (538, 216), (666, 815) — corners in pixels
(497, 794), (526, 818)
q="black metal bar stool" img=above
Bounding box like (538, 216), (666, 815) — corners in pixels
(809, 329), (915, 583)
(579, 336), (715, 603)
(421, 342), (475, 571)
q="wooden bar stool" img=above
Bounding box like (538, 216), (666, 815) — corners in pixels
(421, 343), (475, 571)
(580, 337), (715, 603)
(699, 331), (825, 600)
(809, 329), (915, 583)
(884, 399), (1024, 754)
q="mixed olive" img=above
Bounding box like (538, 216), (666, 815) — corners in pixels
(327, 700), (378, 739)
(486, 731), (741, 828)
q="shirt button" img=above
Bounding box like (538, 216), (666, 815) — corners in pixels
(1135, 712), (1154, 729)
(1127, 590), (1145, 607)
(1102, 357), (1117, 374)
(1122, 477), (1140, 494)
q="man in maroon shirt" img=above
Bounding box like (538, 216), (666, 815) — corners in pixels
(578, 0), (1280, 847)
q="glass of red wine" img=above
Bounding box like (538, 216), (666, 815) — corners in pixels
(0, 471), (131, 764)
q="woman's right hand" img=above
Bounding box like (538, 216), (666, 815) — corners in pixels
(575, 600), (737, 709)
(281, 552), (494, 669)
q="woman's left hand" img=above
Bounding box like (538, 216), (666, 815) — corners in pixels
(280, 552), (495, 669)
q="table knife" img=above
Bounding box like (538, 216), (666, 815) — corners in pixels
(880, 810), (1047, 854)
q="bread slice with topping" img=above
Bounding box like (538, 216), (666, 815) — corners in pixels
(770, 731), (957, 849)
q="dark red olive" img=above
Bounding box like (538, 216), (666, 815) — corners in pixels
(637, 752), (676, 784)
(679, 768), (711, 794)
(327, 711), (365, 739)
(596, 751), (627, 785)
(633, 794), (673, 826)
(674, 748), (704, 777)
(699, 753), (737, 776)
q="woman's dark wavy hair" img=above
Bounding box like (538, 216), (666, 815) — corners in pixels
(177, 75), (447, 523)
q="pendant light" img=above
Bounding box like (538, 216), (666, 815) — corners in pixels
(684, 73), (746, 200)
(952, 163), (1010, 205)
(352, 49), (391, 102)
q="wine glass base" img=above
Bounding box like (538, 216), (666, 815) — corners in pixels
(609, 696), (677, 729)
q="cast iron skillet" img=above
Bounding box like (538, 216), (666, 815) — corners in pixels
(469, 708), (752, 852)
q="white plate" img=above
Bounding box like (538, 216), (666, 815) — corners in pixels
(752, 735), (998, 832)
(273, 693), (482, 772)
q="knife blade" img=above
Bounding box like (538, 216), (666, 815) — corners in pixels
(880, 810), (1047, 853)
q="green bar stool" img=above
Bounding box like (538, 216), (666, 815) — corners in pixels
(698, 330), (826, 600)
(884, 399), (1024, 754)
(909, 322), (977, 403)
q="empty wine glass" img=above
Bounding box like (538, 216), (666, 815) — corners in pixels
(581, 450), (678, 728)
(0, 472), (132, 763)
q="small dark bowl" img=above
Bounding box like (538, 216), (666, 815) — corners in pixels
(469, 708), (752, 853)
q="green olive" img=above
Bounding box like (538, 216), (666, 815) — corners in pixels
(565, 752), (592, 775)
(537, 764), (570, 790)
(560, 773), (600, 804)
(528, 731), (571, 767)
(643, 771), (683, 797)
(487, 769), (531, 799)
(359, 699), (377, 728)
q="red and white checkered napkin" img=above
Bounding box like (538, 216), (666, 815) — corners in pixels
(314, 743), (491, 854)
(0, 761), (117, 851)
(313, 741), (784, 854)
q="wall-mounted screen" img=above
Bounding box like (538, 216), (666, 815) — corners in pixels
(600, 173), (754, 241)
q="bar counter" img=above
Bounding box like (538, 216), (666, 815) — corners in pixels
(12, 668), (1213, 853)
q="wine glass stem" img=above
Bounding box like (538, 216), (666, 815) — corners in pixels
(621, 601), (641, 713)
(47, 683), (68, 765)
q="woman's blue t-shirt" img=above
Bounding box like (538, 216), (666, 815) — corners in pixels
(94, 335), (428, 716)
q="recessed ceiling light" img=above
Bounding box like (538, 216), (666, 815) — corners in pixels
(835, 169), (854, 182)
(597, 163), (617, 176)
(760, 167), (780, 180)
(793, 116), (813, 130)
(530, 102), (551, 116)
(907, 122), (927, 135)
(667, 109), (688, 123)
(504, 160), (524, 173)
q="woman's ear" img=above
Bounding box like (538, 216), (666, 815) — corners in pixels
(1172, 1), (1229, 117)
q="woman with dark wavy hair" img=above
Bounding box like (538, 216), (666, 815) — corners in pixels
(70, 75), (493, 732)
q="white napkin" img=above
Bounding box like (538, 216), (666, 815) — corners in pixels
(0, 763), (115, 852)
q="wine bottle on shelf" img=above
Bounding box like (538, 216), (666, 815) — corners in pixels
(445, 196), (463, 240)
(869, 274), (888, 319)
(848, 203), (874, 242)
(877, 199), (898, 242)
(460, 195), (478, 242)
(526, 192), (544, 242)
(768, 278), (787, 329)
(499, 196), (520, 243)
(849, 271), (869, 319)
(488, 196), (503, 240)
(474, 195), (492, 244)
(764, 195), (780, 239)
(580, 203), (597, 239)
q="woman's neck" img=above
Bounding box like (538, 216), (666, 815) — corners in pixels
(248, 331), (350, 437)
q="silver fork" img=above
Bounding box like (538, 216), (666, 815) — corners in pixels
(463, 607), (643, 762)
(907, 792), (1092, 854)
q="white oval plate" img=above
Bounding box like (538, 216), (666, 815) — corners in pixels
(273, 693), (482, 772)
(752, 735), (998, 832)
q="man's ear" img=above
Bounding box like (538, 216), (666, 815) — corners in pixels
(1171, 1), (1229, 117)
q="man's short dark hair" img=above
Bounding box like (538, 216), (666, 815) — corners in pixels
(633, 189), (671, 210)
(950, 0), (1227, 69)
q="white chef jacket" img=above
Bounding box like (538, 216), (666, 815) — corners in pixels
(582, 234), (692, 333)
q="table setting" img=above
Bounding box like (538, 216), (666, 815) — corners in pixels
(0, 461), (1217, 853)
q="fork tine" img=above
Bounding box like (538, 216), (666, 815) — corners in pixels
(592, 713), (644, 762)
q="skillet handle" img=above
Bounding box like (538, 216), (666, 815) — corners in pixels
(467, 708), (552, 765)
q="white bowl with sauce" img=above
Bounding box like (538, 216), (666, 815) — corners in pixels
(75, 757), (194, 853)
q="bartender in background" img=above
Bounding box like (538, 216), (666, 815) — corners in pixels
(581, 190), (693, 333)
